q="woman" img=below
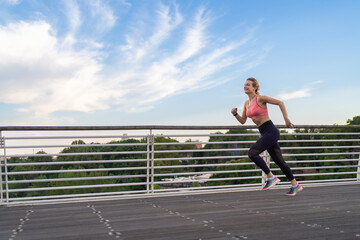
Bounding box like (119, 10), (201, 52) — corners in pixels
(231, 77), (302, 196)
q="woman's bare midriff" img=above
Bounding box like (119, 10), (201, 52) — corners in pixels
(252, 116), (271, 127)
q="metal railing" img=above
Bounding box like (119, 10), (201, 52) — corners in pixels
(1, 125), (359, 205)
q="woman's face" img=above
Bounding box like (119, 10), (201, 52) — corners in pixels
(244, 80), (256, 94)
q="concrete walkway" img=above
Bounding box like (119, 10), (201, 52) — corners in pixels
(1, 184), (360, 240)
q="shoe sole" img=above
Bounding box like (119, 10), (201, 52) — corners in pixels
(262, 178), (280, 190)
(285, 185), (303, 196)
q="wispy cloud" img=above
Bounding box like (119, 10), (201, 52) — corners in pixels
(1, 0), (20, 5)
(120, 2), (182, 62)
(89, 0), (117, 34)
(0, 2), (266, 120)
(119, 0), (131, 8)
(110, 4), (264, 111)
(62, 0), (82, 48)
(311, 80), (325, 86)
(64, 0), (82, 35)
(276, 88), (312, 101)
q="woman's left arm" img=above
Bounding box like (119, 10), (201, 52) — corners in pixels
(259, 96), (294, 128)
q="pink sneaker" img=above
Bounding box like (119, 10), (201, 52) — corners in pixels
(285, 184), (303, 196)
(262, 176), (280, 190)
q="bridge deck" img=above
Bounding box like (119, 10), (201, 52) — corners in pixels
(1, 184), (360, 240)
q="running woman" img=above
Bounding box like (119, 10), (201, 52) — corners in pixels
(231, 77), (303, 196)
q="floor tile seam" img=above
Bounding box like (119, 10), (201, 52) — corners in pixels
(182, 194), (360, 239)
(139, 199), (250, 240)
(148, 200), (249, 216)
(268, 203), (360, 238)
(7, 207), (34, 240)
(86, 203), (122, 239)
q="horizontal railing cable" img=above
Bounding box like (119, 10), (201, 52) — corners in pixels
(7, 174), (148, 184)
(3, 158), (149, 166)
(1, 125), (360, 131)
(9, 190), (149, 201)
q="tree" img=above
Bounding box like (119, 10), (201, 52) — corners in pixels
(28, 150), (53, 162)
(209, 159), (261, 186)
(347, 116), (360, 125)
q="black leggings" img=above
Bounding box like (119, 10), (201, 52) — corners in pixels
(248, 120), (295, 181)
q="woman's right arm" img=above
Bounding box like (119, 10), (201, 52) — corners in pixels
(231, 102), (247, 124)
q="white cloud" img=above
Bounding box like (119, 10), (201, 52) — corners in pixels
(0, 20), (106, 115)
(0, 3), (265, 118)
(111, 5), (264, 112)
(1, 0), (20, 5)
(276, 88), (312, 101)
(119, 0), (131, 8)
(63, 0), (82, 35)
(120, 2), (183, 62)
(89, 0), (117, 34)
(173, 6), (209, 63)
(311, 80), (325, 85)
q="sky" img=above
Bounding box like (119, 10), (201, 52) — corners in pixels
(0, 0), (359, 128)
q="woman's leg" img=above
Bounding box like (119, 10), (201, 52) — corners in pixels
(248, 134), (277, 176)
(267, 142), (297, 185)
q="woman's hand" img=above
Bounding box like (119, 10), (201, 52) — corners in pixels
(231, 108), (238, 115)
(285, 118), (294, 128)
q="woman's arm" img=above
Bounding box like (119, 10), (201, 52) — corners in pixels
(259, 96), (294, 128)
(231, 102), (248, 124)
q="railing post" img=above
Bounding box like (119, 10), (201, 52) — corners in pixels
(0, 131), (9, 204)
(0, 131), (3, 204)
(149, 130), (155, 194)
(357, 154), (360, 182)
(262, 151), (270, 186)
(146, 133), (150, 194)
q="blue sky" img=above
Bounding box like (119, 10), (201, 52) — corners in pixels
(0, 0), (359, 127)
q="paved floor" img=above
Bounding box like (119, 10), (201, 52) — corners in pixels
(1, 184), (360, 240)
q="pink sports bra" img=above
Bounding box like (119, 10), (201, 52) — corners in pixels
(246, 95), (269, 120)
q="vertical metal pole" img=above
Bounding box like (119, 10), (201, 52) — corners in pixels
(146, 133), (150, 194)
(1, 132), (9, 203)
(4, 138), (9, 203)
(357, 154), (360, 182)
(261, 151), (270, 186)
(0, 131), (3, 204)
(150, 130), (155, 193)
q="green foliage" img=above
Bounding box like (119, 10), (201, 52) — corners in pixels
(28, 150), (53, 162)
(191, 181), (201, 188)
(208, 159), (261, 186)
(347, 116), (360, 125)
(197, 129), (257, 168)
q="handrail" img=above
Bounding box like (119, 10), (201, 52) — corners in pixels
(0, 124), (360, 131)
